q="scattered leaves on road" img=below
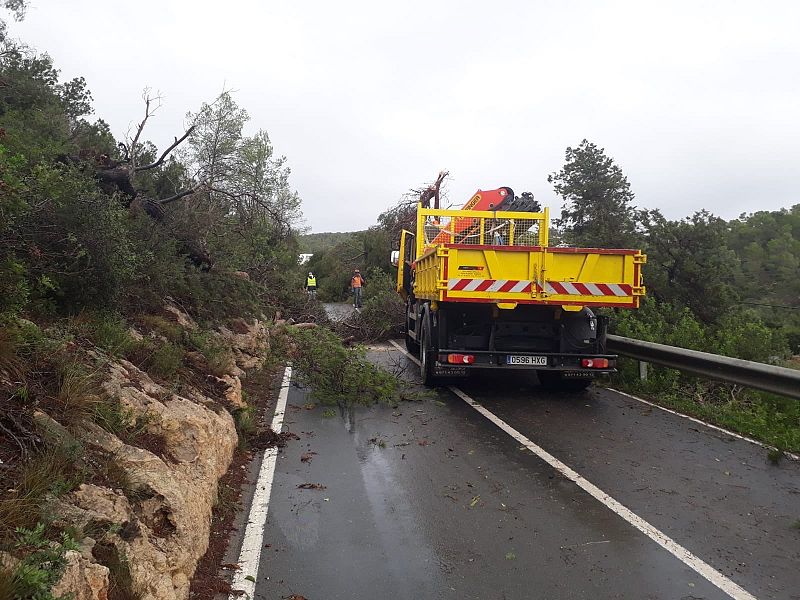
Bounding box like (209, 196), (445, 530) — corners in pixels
(505, 552), (516, 560)
(469, 495), (481, 507)
(300, 452), (317, 463)
(297, 483), (327, 490)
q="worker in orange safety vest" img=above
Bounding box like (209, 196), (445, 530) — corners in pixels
(351, 269), (365, 308)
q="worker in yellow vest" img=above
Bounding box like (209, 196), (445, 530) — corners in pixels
(306, 272), (317, 299)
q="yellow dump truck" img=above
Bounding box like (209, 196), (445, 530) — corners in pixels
(393, 187), (646, 390)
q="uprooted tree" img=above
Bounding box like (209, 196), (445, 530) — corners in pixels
(84, 89), (302, 271)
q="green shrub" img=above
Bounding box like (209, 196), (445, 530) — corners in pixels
(232, 405), (257, 449)
(125, 337), (184, 380)
(0, 257), (29, 322)
(4, 523), (78, 600)
(80, 313), (136, 356)
(91, 399), (134, 437)
(289, 326), (398, 405)
(357, 270), (404, 340)
(711, 310), (789, 363)
(138, 315), (183, 343)
(145, 342), (184, 379)
(185, 330), (235, 377)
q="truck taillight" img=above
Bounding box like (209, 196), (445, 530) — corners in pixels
(447, 354), (475, 364)
(581, 358), (609, 369)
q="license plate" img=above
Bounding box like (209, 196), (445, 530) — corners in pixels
(506, 355), (547, 366)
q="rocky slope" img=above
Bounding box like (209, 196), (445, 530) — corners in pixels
(37, 310), (272, 600)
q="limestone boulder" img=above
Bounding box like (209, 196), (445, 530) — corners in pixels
(52, 551), (110, 600)
(161, 299), (198, 331)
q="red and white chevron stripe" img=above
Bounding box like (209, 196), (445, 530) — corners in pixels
(446, 278), (632, 297)
(447, 278), (533, 293)
(544, 281), (632, 296)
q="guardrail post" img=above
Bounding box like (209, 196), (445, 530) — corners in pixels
(639, 360), (648, 382)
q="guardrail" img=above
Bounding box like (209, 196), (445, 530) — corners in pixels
(606, 335), (800, 400)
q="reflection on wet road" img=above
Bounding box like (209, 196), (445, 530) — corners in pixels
(251, 342), (799, 600)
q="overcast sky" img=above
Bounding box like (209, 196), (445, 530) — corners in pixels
(10, 0), (800, 232)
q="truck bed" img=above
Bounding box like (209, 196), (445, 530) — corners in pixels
(412, 206), (645, 308)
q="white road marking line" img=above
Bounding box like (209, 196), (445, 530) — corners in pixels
(389, 339), (420, 364)
(608, 387), (799, 461)
(448, 387), (758, 600)
(229, 364), (292, 600)
(386, 339), (758, 600)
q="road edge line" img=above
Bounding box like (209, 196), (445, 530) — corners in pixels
(228, 364), (292, 600)
(608, 387), (799, 461)
(387, 339), (757, 600)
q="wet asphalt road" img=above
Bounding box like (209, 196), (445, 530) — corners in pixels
(323, 302), (358, 322)
(248, 327), (799, 599)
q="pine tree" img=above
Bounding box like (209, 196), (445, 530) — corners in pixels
(548, 140), (641, 248)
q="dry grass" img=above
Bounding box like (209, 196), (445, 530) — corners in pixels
(0, 442), (82, 541)
(0, 565), (20, 600)
(53, 360), (102, 424)
(138, 315), (183, 343)
(0, 328), (25, 381)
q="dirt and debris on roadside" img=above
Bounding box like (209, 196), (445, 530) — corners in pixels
(250, 428), (300, 451)
(189, 364), (297, 600)
(297, 483), (326, 490)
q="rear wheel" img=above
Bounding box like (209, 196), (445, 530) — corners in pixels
(537, 370), (592, 392)
(419, 315), (437, 386)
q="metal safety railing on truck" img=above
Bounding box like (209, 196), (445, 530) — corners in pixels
(606, 335), (800, 400)
(409, 203), (645, 309)
(416, 205), (550, 257)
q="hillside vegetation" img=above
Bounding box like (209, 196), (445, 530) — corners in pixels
(0, 7), (319, 599)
